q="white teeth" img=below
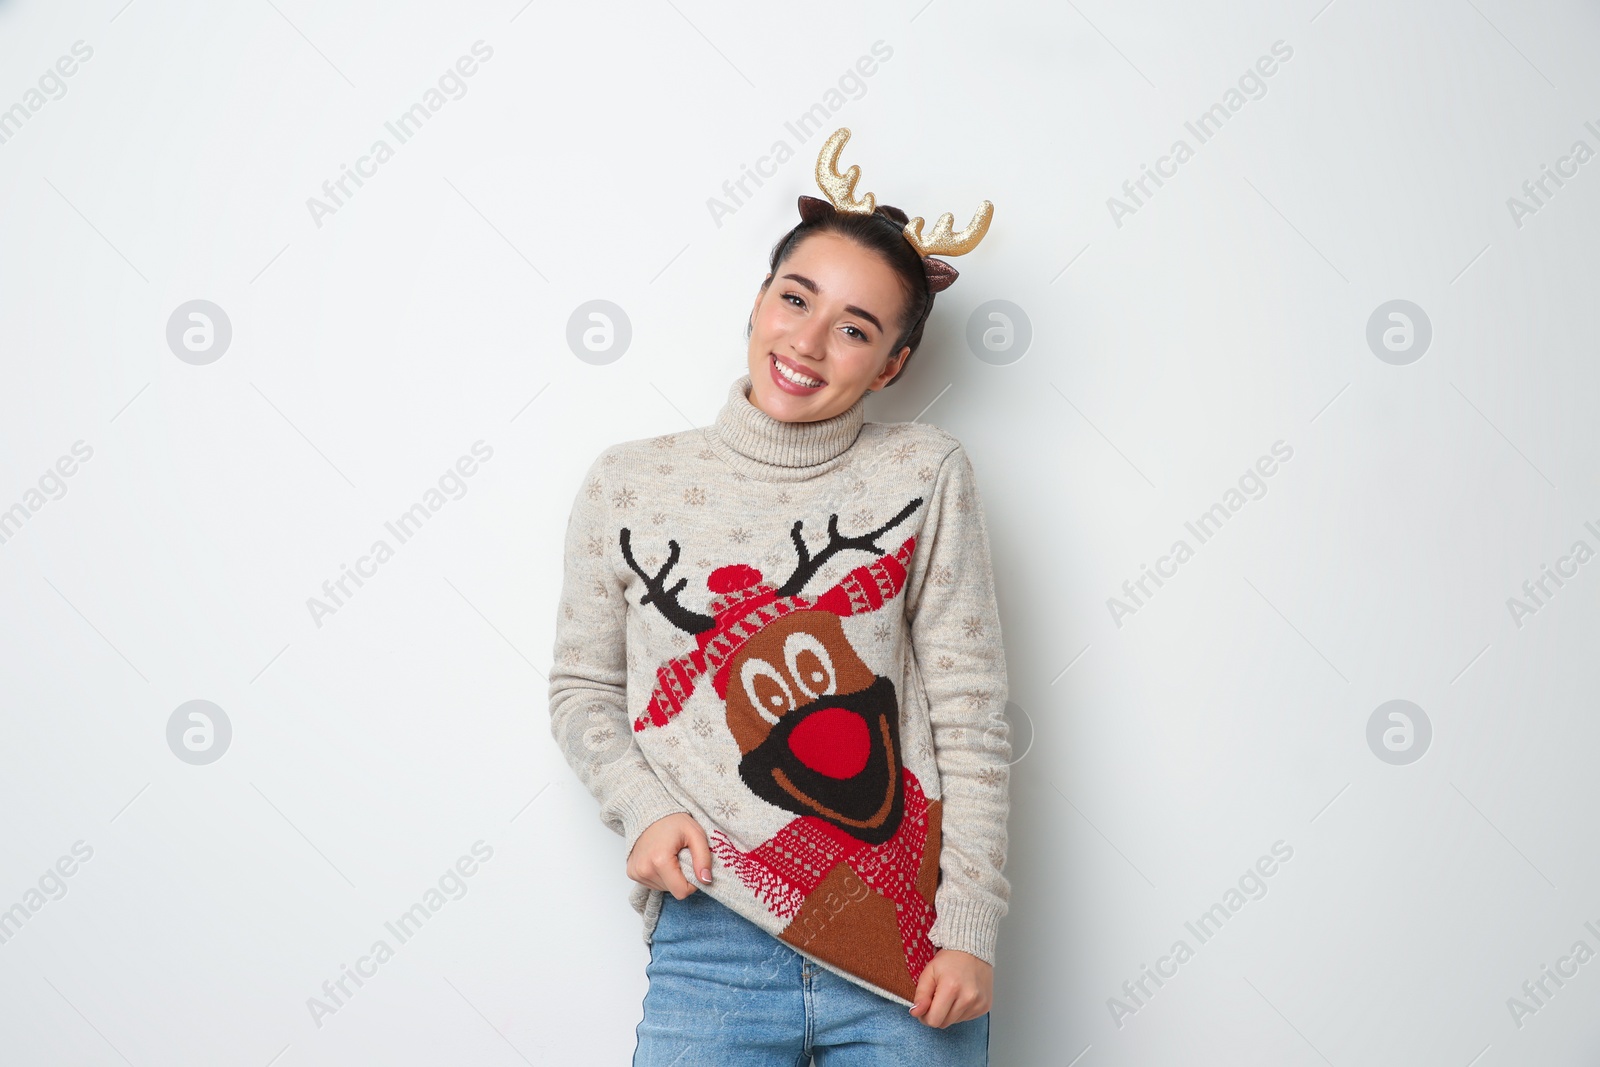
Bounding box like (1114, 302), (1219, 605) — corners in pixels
(774, 357), (823, 388)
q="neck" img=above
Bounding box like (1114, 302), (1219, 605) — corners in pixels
(704, 374), (867, 480)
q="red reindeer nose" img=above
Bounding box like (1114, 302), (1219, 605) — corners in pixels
(787, 707), (870, 778)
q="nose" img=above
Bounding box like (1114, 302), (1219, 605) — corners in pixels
(789, 312), (829, 360)
(787, 706), (870, 778)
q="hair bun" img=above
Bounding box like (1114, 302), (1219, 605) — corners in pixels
(873, 204), (909, 226)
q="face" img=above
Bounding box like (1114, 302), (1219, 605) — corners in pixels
(723, 610), (906, 845)
(746, 230), (913, 423)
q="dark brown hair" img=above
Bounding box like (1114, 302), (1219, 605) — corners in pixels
(748, 203), (933, 388)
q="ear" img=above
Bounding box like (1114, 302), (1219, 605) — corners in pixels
(923, 257), (959, 294)
(870, 346), (911, 391)
(798, 195), (834, 223)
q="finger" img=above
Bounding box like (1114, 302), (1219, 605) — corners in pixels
(687, 825), (714, 885)
(910, 961), (939, 1018)
(945, 991), (978, 1027)
(924, 980), (962, 1029)
(657, 851), (697, 899)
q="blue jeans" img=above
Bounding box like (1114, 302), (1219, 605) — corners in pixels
(633, 889), (990, 1066)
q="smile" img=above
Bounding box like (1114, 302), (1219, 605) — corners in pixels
(771, 354), (826, 389)
(769, 712), (899, 831)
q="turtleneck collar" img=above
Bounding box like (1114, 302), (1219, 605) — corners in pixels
(703, 373), (867, 480)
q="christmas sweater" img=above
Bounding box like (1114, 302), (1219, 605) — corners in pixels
(547, 372), (1012, 1007)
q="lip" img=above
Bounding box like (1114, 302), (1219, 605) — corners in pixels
(769, 353), (827, 395)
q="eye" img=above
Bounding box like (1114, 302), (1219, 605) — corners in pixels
(782, 291), (806, 309)
(842, 325), (868, 341)
(740, 658), (793, 726)
(784, 632), (836, 701)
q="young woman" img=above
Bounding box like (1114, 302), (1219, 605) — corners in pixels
(549, 129), (1011, 1066)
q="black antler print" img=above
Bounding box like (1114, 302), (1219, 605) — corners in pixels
(775, 496), (923, 598)
(619, 528), (717, 635)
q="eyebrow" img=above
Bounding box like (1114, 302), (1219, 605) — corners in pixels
(779, 273), (884, 334)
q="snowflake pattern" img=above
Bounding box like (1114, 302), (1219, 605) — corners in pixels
(556, 421), (1011, 960)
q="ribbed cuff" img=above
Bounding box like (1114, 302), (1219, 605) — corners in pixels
(927, 893), (1007, 965)
(605, 774), (691, 859)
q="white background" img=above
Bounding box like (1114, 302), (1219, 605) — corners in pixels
(2, 0), (1598, 1063)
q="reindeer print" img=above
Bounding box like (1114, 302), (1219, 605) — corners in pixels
(618, 497), (948, 1000)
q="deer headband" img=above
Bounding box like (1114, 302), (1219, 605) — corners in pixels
(801, 127), (994, 296)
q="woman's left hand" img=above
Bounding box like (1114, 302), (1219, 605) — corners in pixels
(909, 948), (993, 1028)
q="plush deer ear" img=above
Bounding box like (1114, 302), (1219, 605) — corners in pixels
(923, 257), (959, 294)
(797, 195), (835, 223)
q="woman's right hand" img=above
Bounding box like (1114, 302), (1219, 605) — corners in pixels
(626, 813), (714, 899)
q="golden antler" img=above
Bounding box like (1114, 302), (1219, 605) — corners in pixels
(903, 201), (994, 257)
(814, 127), (876, 215)
(812, 126), (994, 257)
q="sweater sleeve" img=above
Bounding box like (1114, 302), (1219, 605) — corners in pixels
(906, 443), (1012, 965)
(548, 450), (690, 860)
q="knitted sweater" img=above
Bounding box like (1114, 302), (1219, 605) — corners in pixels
(547, 372), (1012, 1007)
